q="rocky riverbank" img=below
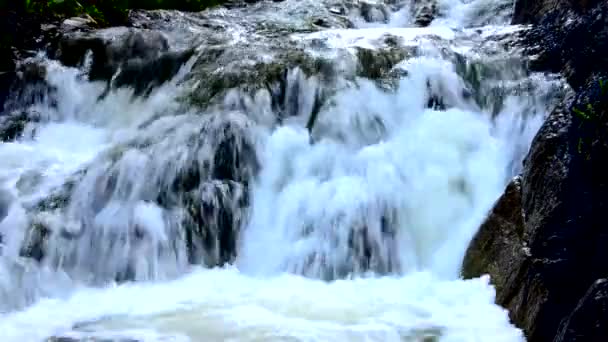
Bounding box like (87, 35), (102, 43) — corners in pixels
(462, 0), (608, 341)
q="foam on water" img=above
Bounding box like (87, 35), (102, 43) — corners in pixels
(0, 267), (523, 342)
(237, 59), (516, 280)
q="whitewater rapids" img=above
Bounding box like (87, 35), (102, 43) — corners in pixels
(0, 0), (564, 341)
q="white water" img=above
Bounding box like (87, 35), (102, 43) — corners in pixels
(0, 0), (563, 341)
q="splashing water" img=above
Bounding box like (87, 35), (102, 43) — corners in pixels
(0, 0), (566, 341)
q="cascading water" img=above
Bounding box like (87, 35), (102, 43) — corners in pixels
(0, 0), (566, 341)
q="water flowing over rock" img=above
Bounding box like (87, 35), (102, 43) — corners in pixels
(0, 0), (568, 340)
(461, 176), (529, 302)
(411, 0), (438, 27)
(463, 1), (608, 340)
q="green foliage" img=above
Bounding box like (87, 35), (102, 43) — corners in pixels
(23, 0), (225, 26)
(572, 78), (608, 158)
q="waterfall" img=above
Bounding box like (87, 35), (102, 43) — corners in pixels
(0, 0), (565, 341)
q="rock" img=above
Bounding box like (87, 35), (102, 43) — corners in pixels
(20, 220), (51, 262)
(465, 1), (608, 339)
(183, 180), (248, 267)
(355, 47), (408, 81)
(187, 49), (335, 111)
(60, 15), (98, 33)
(360, 2), (390, 23)
(554, 278), (608, 342)
(463, 74), (608, 341)
(523, 1), (608, 89)
(15, 170), (44, 195)
(55, 28), (196, 98)
(512, 0), (569, 24)
(2, 59), (56, 114)
(57, 29), (168, 78)
(512, 0), (602, 24)
(0, 188), (12, 224)
(105, 48), (195, 98)
(461, 176), (529, 303)
(0, 110), (41, 141)
(411, 0), (438, 27)
(20, 110), (259, 279)
(0, 8), (59, 112)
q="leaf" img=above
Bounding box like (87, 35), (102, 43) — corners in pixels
(573, 107), (590, 120)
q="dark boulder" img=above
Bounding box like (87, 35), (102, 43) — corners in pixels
(360, 2), (390, 23)
(2, 60), (56, 115)
(0, 188), (12, 224)
(56, 29), (194, 97)
(522, 1), (608, 89)
(513, 0), (602, 24)
(0, 110), (41, 141)
(463, 76), (608, 341)
(555, 278), (608, 342)
(411, 0), (438, 27)
(56, 29), (169, 80)
(0, 7), (60, 111)
(461, 177), (529, 304)
(182, 180), (248, 267)
(463, 1), (608, 339)
(108, 48), (195, 97)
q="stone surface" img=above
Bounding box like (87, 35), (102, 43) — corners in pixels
(513, 0), (603, 24)
(0, 188), (12, 224)
(461, 177), (529, 304)
(0, 8), (59, 112)
(555, 278), (608, 342)
(463, 79), (608, 341)
(522, 0), (608, 89)
(463, 1), (608, 340)
(411, 0), (438, 27)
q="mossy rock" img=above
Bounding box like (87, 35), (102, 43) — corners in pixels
(186, 49), (336, 108)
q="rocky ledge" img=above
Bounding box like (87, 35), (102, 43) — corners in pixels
(462, 0), (608, 341)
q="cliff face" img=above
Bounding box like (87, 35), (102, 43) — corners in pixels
(511, 0), (602, 24)
(463, 1), (608, 341)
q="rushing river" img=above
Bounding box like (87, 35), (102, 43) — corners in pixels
(0, 0), (564, 341)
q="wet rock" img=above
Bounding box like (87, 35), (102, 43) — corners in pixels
(21, 111), (259, 278)
(183, 180), (248, 267)
(60, 15), (98, 33)
(296, 215), (401, 281)
(64, 29), (169, 73)
(412, 0), (438, 27)
(0, 7), (59, 111)
(56, 28), (189, 96)
(20, 221), (51, 262)
(105, 48), (195, 98)
(461, 177), (529, 304)
(0, 110), (41, 142)
(355, 46), (410, 90)
(554, 278), (608, 342)
(16, 170), (45, 195)
(467, 1), (608, 338)
(3, 60), (56, 114)
(522, 1), (608, 89)
(360, 2), (390, 23)
(463, 74), (608, 341)
(512, 0), (601, 24)
(188, 49), (334, 111)
(0, 188), (12, 224)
